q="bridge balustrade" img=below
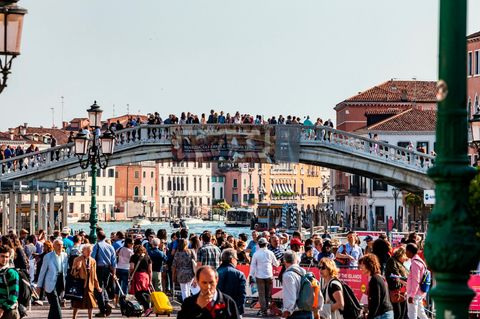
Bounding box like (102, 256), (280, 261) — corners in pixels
(0, 124), (435, 179)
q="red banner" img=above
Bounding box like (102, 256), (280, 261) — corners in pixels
(236, 264), (369, 302)
(469, 274), (480, 312)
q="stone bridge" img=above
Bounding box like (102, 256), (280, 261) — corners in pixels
(0, 125), (435, 192)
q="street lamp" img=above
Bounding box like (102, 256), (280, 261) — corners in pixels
(367, 198), (374, 231)
(469, 113), (480, 165)
(391, 187), (400, 230)
(0, 1), (27, 94)
(74, 101), (115, 244)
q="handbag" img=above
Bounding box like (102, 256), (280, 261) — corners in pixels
(65, 276), (85, 300)
(389, 288), (406, 303)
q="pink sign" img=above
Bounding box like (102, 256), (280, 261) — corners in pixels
(468, 274), (480, 312)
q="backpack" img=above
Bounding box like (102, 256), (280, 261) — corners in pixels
(328, 279), (362, 319)
(287, 268), (320, 311)
(414, 259), (432, 293)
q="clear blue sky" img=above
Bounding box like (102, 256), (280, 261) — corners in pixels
(1, 0), (479, 130)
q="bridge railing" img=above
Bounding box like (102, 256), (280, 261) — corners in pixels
(0, 124), (436, 177)
(300, 126), (435, 171)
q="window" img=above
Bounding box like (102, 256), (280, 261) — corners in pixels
(243, 194), (248, 202)
(417, 141), (429, 154)
(233, 179), (238, 188)
(207, 177), (210, 190)
(199, 177), (202, 192)
(372, 180), (388, 191)
(375, 206), (385, 223)
(151, 187), (154, 197)
(96, 186), (99, 195)
(108, 169), (115, 178)
(212, 187), (216, 199)
(102, 186), (106, 196)
(81, 204), (85, 214)
(243, 179), (246, 187)
(232, 194), (238, 203)
(151, 172), (154, 178)
(167, 178), (171, 191)
(161, 176), (164, 191)
(212, 176), (217, 182)
(81, 187), (85, 196)
(115, 171), (119, 178)
(143, 171), (146, 178)
(143, 186), (146, 196)
(186, 178), (189, 191)
(468, 51), (473, 76)
(135, 171), (139, 179)
(476, 51), (480, 75)
(109, 186), (113, 196)
(220, 187), (223, 199)
(194, 177), (197, 191)
(134, 187), (139, 196)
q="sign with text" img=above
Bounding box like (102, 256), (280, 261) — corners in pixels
(423, 190), (435, 205)
(171, 125), (275, 163)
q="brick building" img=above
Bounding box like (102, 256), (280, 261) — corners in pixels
(468, 31), (480, 164)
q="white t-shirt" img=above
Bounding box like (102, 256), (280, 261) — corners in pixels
(116, 246), (133, 270)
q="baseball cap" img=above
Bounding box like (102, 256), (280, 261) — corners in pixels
(258, 237), (268, 245)
(364, 235), (374, 242)
(290, 238), (304, 246)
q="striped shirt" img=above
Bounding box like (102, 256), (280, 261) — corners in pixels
(0, 267), (19, 311)
(197, 243), (221, 268)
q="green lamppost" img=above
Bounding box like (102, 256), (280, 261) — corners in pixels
(0, 0), (27, 94)
(74, 101), (115, 244)
(425, 0), (480, 318)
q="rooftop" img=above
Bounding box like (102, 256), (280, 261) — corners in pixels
(360, 108), (437, 132)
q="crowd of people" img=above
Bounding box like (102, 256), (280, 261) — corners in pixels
(0, 225), (431, 319)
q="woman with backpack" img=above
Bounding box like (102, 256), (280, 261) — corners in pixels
(359, 254), (393, 319)
(319, 258), (344, 319)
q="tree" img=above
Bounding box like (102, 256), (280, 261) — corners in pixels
(469, 167), (480, 238)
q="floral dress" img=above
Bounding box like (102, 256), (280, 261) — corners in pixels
(172, 251), (196, 284)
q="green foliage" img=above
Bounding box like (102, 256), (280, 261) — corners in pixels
(216, 200), (231, 211)
(469, 167), (480, 237)
(405, 193), (422, 207)
(272, 191), (295, 198)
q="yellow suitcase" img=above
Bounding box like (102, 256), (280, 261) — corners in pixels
(151, 291), (173, 316)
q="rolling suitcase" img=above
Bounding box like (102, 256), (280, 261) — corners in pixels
(115, 278), (144, 317)
(150, 291), (173, 316)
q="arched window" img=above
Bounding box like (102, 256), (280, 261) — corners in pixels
(134, 186), (139, 197)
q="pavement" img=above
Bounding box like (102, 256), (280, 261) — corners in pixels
(27, 302), (281, 319)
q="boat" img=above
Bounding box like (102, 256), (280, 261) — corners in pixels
(67, 214), (80, 224)
(132, 215), (151, 226)
(225, 208), (254, 227)
(126, 224), (146, 238)
(170, 219), (189, 229)
(181, 217), (204, 224)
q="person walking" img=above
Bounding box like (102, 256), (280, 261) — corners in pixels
(148, 238), (168, 292)
(249, 237), (279, 317)
(385, 247), (408, 319)
(406, 244), (428, 319)
(36, 239), (68, 319)
(91, 230), (117, 317)
(282, 250), (322, 319)
(71, 244), (101, 319)
(335, 231), (363, 268)
(0, 245), (20, 319)
(172, 238), (196, 301)
(196, 232), (221, 269)
(319, 258), (344, 319)
(129, 245), (153, 315)
(114, 237), (133, 308)
(359, 254), (393, 319)
(217, 249), (247, 317)
(177, 266), (240, 319)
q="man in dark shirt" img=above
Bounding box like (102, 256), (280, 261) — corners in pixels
(217, 249), (246, 317)
(148, 238), (168, 292)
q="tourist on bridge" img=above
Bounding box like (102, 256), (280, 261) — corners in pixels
(359, 254), (393, 319)
(249, 237), (279, 317)
(217, 248), (247, 317)
(36, 238), (68, 319)
(177, 265), (239, 319)
(71, 244), (101, 319)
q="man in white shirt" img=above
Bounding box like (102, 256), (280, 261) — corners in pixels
(282, 250), (322, 319)
(249, 237), (280, 317)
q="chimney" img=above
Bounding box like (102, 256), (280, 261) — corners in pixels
(20, 126), (27, 135)
(8, 128), (14, 141)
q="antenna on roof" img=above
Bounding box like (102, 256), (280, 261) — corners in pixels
(50, 107), (55, 128)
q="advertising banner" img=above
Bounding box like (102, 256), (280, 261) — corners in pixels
(237, 264), (369, 302)
(170, 125), (275, 163)
(469, 274), (480, 312)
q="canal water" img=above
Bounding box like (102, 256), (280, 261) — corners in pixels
(70, 220), (251, 238)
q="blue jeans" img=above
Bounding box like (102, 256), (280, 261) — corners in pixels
(288, 311), (314, 319)
(374, 310), (394, 319)
(115, 268), (129, 295)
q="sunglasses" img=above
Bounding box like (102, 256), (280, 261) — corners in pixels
(319, 265), (327, 270)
